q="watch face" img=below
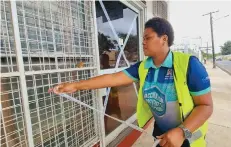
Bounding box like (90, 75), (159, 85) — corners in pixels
(185, 130), (192, 139)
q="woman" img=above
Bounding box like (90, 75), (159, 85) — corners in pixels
(49, 17), (213, 147)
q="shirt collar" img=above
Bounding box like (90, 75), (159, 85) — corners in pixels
(144, 51), (173, 69)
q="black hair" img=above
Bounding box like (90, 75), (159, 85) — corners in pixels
(145, 17), (174, 47)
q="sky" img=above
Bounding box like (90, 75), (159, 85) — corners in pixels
(169, 1), (231, 53)
(96, 8), (138, 37)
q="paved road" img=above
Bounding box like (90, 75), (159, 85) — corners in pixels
(216, 60), (231, 74)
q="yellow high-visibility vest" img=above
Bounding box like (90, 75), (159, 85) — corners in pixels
(137, 52), (208, 147)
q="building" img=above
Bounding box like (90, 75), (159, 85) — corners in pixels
(0, 1), (168, 147)
(171, 37), (203, 62)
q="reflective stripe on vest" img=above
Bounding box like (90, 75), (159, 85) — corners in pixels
(137, 52), (208, 147)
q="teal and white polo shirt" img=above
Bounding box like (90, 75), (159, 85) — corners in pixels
(123, 51), (211, 132)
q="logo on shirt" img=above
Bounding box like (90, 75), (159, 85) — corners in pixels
(165, 69), (173, 80)
(143, 86), (166, 116)
(202, 76), (210, 83)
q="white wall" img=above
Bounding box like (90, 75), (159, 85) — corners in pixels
(146, 1), (154, 20)
(146, 1), (169, 20)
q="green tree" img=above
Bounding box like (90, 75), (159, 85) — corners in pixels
(118, 33), (138, 53)
(221, 41), (231, 55)
(201, 51), (221, 59)
(118, 33), (138, 61)
(98, 32), (115, 55)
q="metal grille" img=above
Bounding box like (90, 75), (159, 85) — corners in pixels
(1, 1), (101, 147)
(1, 1), (18, 73)
(153, 1), (168, 20)
(25, 70), (98, 147)
(1, 77), (28, 147)
(15, 1), (95, 72)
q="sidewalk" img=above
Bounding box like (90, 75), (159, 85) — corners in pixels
(132, 62), (231, 147)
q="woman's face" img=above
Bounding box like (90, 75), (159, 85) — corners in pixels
(143, 28), (168, 57)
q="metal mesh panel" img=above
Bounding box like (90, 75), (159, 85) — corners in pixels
(25, 70), (98, 147)
(1, 1), (101, 147)
(153, 1), (168, 19)
(15, 1), (95, 71)
(1, 1), (18, 73)
(1, 77), (28, 147)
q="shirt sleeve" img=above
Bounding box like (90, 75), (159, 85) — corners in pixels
(187, 56), (211, 96)
(122, 61), (141, 81)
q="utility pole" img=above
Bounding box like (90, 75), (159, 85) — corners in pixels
(202, 10), (219, 68)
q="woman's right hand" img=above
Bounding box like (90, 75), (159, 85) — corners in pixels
(48, 83), (78, 94)
(48, 72), (134, 95)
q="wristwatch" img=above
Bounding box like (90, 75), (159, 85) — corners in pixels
(178, 124), (192, 139)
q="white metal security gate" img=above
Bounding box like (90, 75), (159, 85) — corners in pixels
(1, 1), (102, 147)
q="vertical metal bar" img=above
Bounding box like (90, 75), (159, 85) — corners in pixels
(50, 2), (68, 146)
(2, 1), (11, 73)
(57, 1), (66, 142)
(47, 74), (58, 147)
(10, 1), (34, 147)
(32, 2), (42, 71)
(36, 1), (46, 71)
(67, 3), (79, 144)
(76, 2), (88, 143)
(92, 1), (106, 146)
(16, 77), (27, 147)
(21, 1), (33, 71)
(48, 2), (59, 77)
(37, 2), (60, 144)
(65, 3), (71, 69)
(3, 1), (14, 73)
(62, 2), (68, 69)
(60, 2), (66, 69)
(138, 12), (144, 60)
(77, 2), (82, 60)
(9, 77), (22, 146)
(77, 83), (86, 144)
(32, 75), (44, 146)
(1, 100), (10, 147)
(53, 2), (68, 147)
(68, 1), (75, 70)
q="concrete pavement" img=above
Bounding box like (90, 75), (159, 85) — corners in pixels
(205, 62), (231, 147)
(132, 62), (231, 147)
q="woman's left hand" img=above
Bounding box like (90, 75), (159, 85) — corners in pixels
(157, 127), (185, 147)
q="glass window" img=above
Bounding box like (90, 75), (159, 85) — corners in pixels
(103, 83), (138, 135)
(96, 1), (139, 69)
(96, 1), (140, 135)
